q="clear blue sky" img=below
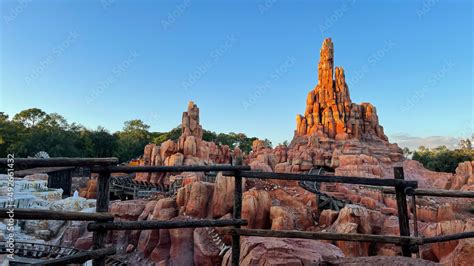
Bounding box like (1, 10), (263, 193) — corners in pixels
(1, 0), (472, 149)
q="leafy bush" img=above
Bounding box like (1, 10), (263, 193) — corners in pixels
(411, 140), (473, 173)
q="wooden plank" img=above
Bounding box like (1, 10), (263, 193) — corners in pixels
(232, 169), (243, 266)
(394, 167), (412, 257)
(422, 231), (474, 244)
(31, 247), (115, 265)
(91, 165), (251, 173)
(240, 171), (418, 188)
(92, 171), (111, 266)
(0, 208), (114, 221)
(47, 169), (73, 197)
(221, 228), (421, 245)
(411, 193), (420, 257)
(382, 187), (474, 198)
(87, 218), (248, 231)
(0, 157), (118, 168)
(14, 167), (75, 177)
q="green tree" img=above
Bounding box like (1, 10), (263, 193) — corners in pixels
(412, 144), (474, 173)
(37, 113), (69, 129)
(88, 127), (117, 157)
(13, 108), (47, 127)
(152, 126), (181, 145)
(115, 119), (151, 162)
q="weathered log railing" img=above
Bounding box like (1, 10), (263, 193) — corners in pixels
(382, 187), (474, 198)
(1, 158), (474, 265)
(0, 208), (114, 221)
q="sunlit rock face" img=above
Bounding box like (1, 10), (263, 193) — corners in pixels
(135, 101), (240, 185)
(295, 38), (387, 142)
(221, 236), (344, 265)
(245, 38), (404, 175)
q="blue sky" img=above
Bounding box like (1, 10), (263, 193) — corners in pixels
(1, 0), (472, 149)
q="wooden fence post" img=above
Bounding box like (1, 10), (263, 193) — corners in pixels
(394, 167), (411, 257)
(232, 161), (243, 266)
(92, 170), (111, 266)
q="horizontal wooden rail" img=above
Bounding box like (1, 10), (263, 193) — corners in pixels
(88, 218), (248, 231)
(91, 165), (251, 173)
(31, 247), (116, 265)
(382, 187), (474, 198)
(221, 228), (422, 245)
(241, 171), (418, 188)
(0, 208), (115, 221)
(0, 157), (118, 168)
(422, 231), (474, 244)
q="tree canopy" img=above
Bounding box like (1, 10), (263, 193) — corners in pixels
(0, 108), (262, 162)
(410, 139), (474, 173)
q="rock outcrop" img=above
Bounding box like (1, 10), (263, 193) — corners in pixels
(295, 38), (387, 142)
(247, 39), (404, 173)
(222, 236), (344, 265)
(135, 101), (238, 185)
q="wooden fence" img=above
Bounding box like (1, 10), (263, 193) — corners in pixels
(1, 157), (474, 266)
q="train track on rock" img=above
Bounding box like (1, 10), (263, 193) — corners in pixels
(0, 241), (126, 265)
(110, 171), (219, 199)
(298, 167), (351, 211)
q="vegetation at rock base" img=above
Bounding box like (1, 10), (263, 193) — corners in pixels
(406, 139), (474, 173)
(0, 109), (262, 162)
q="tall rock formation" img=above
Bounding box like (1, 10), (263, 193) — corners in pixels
(178, 101), (203, 158)
(135, 101), (236, 184)
(243, 38), (404, 174)
(296, 38), (387, 142)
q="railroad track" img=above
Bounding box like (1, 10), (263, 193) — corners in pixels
(110, 174), (163, 199)
(0, 241), (127, 265)
(110, 171), (219, 199)
(298, 167), (351, 211)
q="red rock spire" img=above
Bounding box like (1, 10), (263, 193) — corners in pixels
(296, 38), (387, 142)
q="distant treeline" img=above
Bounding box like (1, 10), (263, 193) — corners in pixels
(0, 108), (271, 162)
(403, 139), (473, 173)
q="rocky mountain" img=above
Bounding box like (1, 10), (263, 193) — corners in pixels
(295, 38), (387, 142)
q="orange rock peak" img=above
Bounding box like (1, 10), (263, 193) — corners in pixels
(296, 38), (387, 142)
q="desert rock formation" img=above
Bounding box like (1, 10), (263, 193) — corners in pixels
(296, 38), (387, 142)
(135, 101), (236, 185)
(67, 38), (473, 265)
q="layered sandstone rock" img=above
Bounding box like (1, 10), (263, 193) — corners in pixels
(295, 38), (387, 142)
(439, 219), (474, 266)
(211, 172), (236, 218)
(452, 161), (474, 191)
(135, 102), (237, 184)
(222, 236), (345, 265)
(242, 189), (272, 229)
(256, 38), (405, 173)
(176, 181), (214, 218)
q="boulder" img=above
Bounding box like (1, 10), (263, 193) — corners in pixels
(222, 236), (344, 265)
(177, 181), (214, 218)
(319, 209), (339, 226)
(169, 217), (195, 266)
(242, 189), (272, 229)
(211, 173), (235, 218)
